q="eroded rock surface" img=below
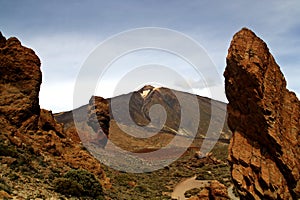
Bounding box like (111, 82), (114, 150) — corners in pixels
(0, 32), (107, 199)
(0, 32), (42, 131)
(224, 28), (300, 199)
(87, 96), (110, 147)
(186, 180), (229, 200)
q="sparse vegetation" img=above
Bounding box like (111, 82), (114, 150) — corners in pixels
(53, 178), (84, 197)
(184, 188), (201, 198)
(0, 177), (12, 194)
(102, 145), (232, 199)
(0, 130), (231, 199)
(53, 169), (104, 199)
(0, 143), (18, 157)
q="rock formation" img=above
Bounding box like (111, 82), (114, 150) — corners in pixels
(0, 32), (42, 131)
(224, 28), (300, 199)
(187, 180), (229, 200)
(38, 109), (64, 138)
(87, 96), (110, 147)
(0, 32), (108, 198)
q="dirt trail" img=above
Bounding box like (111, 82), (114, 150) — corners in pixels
(228, 185), (240, 200)
(171, 176), (239, 200)
(171, 175), (210, 200)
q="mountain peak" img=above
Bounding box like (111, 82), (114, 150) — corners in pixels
(138, 85), (161, 98)
(139, 85), (155, 91)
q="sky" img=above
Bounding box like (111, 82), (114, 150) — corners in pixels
(0, 0), (299, 112)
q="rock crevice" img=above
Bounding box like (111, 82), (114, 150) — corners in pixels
(224, 28), (300, 199)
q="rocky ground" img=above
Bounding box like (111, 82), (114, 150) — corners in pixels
(0, 136), (232, 200)
(0, 32), (107, 199)
(1, 27), (299, 200)
(100, 141), (232, 200)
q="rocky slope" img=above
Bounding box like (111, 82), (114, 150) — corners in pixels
(0, 32), (108, 199)
(224, 28), (300, 199)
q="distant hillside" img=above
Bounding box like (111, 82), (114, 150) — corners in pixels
(55, 85), (231, 151)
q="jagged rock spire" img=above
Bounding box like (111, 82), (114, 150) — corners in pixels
(224, 28), (300, 199)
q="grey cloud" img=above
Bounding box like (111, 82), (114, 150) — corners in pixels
(0, 0), (299, 111)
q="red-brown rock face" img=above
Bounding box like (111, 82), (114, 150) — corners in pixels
(0, 32), (108, 198)
(224, 28), (300, 199)
(0, 32), (42, 131)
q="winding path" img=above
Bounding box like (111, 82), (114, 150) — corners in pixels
(171, 176), (210, 200)
(171, 176), (239, 200)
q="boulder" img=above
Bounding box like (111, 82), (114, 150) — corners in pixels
(187, 180), (229, 200)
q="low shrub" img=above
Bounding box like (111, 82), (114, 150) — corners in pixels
(53, 178), (84, 197)
(184, 188), (201, 198)
(0, 178), (12, 194)
(53, 169), (104, 199)
(0, 143), (18, 157)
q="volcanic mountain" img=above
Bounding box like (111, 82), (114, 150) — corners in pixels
(55, 85), (231, 153)
(4, 27), (298, 199)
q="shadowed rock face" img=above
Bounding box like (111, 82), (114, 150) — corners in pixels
(0, 32), (42, 131)
(110, 85), (230, 139)
(224, 28), (300, 199)
(87, 96), (110, 147)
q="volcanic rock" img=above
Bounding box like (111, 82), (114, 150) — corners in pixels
(0, 32), (107, 198)
(187, 180), (229, 200)
(54, 96), (111, 148)
(38, 109), (64, 138)
(87, 96), (110, 147)
(224, 28), (300, 199)
(87, 96), (110, 136)
(209, 180), (229, 199)
(0, 31), (42, 131)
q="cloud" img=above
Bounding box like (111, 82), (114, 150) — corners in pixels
(25, 34), (104, 112)
(39, 80), (75, 113)
(0, 1), (299, 111)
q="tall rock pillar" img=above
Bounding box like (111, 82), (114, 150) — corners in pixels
(224, 28), (300, 199)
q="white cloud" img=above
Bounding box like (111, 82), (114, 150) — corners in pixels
(39, 80), (75, 113)
(1, 1), (298, 111)
(25, 34), (104, 112)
